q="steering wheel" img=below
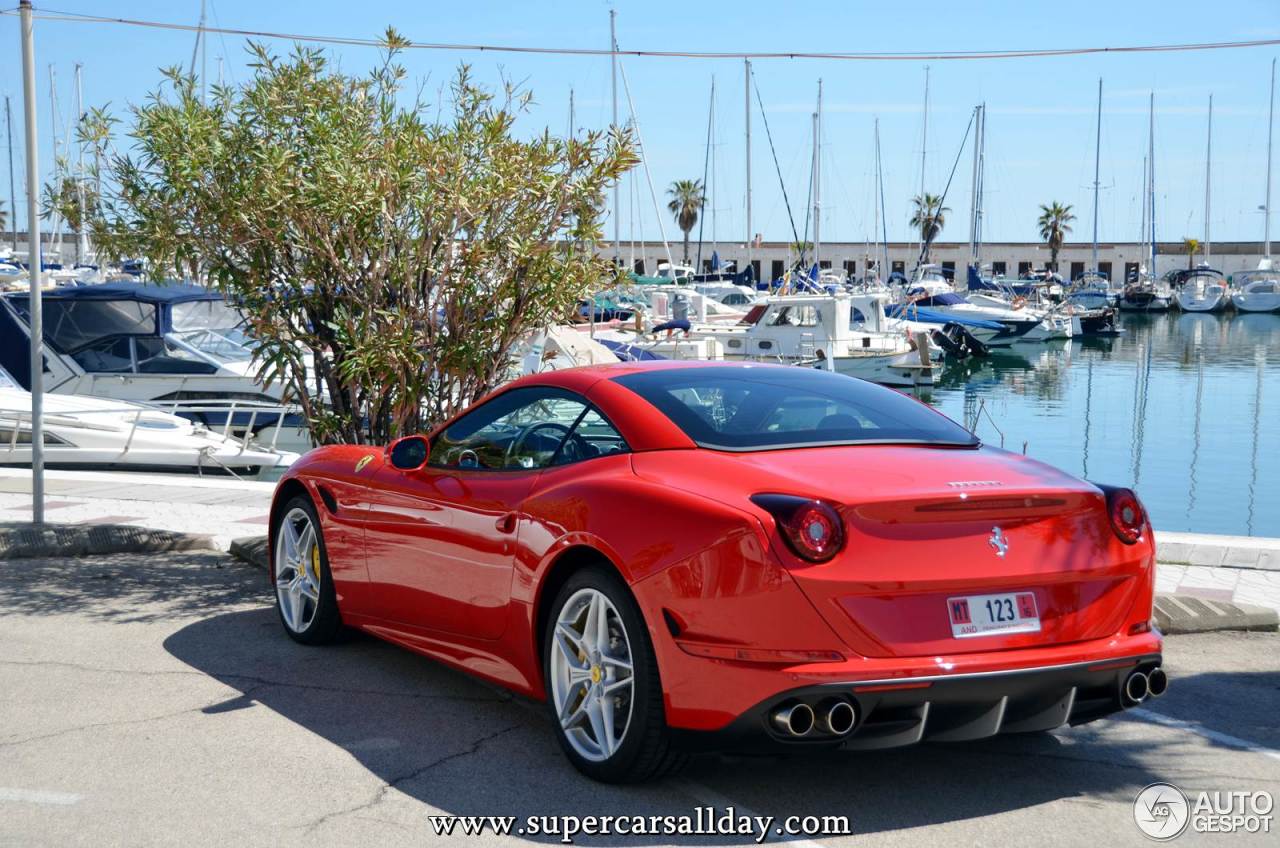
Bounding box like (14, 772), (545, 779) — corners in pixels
(504, 422), (585, 469)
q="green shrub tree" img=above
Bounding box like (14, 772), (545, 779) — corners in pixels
(82, 32), (636, 444)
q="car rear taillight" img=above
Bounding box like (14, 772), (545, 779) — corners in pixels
(750, 494), (845, 563)
(1097, 485), (1147, 544)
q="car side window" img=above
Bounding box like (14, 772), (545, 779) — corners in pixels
(428, 388), (591, 471)
(549, 407), (629, 467)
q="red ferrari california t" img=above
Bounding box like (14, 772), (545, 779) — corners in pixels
(268, 361), (1165, 782)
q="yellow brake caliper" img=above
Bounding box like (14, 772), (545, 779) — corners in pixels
(310, 545), (321, 582)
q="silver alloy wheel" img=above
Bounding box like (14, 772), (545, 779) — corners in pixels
(274, 507), (322, 633)
(549, 587), (636, 762)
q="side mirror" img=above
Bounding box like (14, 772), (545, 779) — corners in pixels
(387, 435), (429, 472)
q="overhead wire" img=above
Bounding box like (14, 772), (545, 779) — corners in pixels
(4, 8), (1279, 62)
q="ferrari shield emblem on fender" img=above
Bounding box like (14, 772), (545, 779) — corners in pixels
(355, 454), (374, 473)
(988, 526), (1009, 558)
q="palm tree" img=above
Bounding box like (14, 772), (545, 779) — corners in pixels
(909, 194), (950, 262)
(666, 179), (705, 264)
(1037, 202), (1076, 270)
(1183, 237), (1201, 269)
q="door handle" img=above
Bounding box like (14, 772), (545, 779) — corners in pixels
(495, 513), (517, 534)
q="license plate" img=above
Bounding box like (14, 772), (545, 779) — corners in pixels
(947, 592), (1040, 638)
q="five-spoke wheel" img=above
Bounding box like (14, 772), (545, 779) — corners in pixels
(271, 495), (341, 644)
(550, 587), (636, 762)
(544, 566), (686, 782)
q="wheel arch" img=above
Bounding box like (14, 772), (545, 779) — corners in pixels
(268, 478), (312, 571)
(532, 544), (630, 689)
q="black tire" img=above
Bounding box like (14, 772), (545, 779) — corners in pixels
(543, 565), (688, 783)
(271, 494), (343, 645)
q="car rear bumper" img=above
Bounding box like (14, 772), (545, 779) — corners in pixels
(670, 651), (1164, 753)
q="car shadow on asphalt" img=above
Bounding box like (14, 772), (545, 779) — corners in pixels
(0, 551), (263, 623)
(162, 598), (1195, 842)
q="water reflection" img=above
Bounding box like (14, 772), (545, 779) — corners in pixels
(925, 312), (1280, 537)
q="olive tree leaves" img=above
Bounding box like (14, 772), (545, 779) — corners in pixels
(83, 33), (636, 444)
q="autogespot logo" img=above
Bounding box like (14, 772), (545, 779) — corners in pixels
(1134, 783), (1190, 841)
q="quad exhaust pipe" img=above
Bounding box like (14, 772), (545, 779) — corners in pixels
(1122, 666), (1168, 706)
(772, 703), (815, 737)
(817, 699), (858, 736)
(771, 699), (858, 738)
(1123, 671), (1149, 704)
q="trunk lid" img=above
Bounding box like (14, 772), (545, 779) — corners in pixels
(635, 445), (1153, 658)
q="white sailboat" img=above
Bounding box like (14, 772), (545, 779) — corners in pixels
(1175, 96), (1229, 313)
(1120, 95), (1173, 312)
(1233, 58), (1280, 314)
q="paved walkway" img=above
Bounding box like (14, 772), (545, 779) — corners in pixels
(0, 468), (272, 552)
(2, 467), (1279, 616)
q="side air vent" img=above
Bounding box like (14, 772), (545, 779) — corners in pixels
(317, 486), (338, 515)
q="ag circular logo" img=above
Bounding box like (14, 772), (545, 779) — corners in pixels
(1134, 783), (1190, 840)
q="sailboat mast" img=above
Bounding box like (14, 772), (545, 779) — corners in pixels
(968, 105), (979, 264)
(744, 59), (752, 273)
(1149, 93), (1156, 272)
(609, 9), (619, 263)
(1266, 58), (1275, 259)
(813, 79), (822, 272)
(919, 66), (930, 259)
(5, 96), (15, 251)
(710, 79), (718, 260)
(877, 119), (889, 281)
(1091, 78), (1102, 273)
(47, 64), (60, 261)
(1204, 94), (1212, 263)
(872, 119), (880, 281)
(74, 62), (87, 266)
(696, 78), (714, 273)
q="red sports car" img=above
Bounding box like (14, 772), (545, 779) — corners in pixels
(269, 362), (1165, 782)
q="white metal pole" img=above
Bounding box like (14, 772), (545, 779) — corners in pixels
(610, 9), (619, 265)
(19, 0), (44, 525)
(744, 59), (752, 275)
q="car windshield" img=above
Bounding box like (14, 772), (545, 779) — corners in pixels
(613, 366), (979, 451)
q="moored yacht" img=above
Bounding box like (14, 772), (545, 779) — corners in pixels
(1173, 265), (1230, 312)
(0, 364), (296, 475)
(1231, 261), (1280, 313)
(0, 281), (308, 449)
(889, 274), (1043, 344)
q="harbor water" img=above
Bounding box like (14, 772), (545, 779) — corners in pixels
(926, 311), (1280, 537)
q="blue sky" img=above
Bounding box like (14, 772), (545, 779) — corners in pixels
(1, 0), (1278, 247)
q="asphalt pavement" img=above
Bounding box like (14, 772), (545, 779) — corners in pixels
(1, 551), (1277, 847)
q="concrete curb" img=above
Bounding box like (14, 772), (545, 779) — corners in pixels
(230, 536), (270, 571)
(1154, 594), (1279, 635)
(1155, 531), (1280, 572)
(0, 523), (214, 560)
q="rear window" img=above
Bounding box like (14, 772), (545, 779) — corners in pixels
(613, 366), (978, 451)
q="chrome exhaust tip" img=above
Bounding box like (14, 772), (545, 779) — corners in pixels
(817, 699), (857, 736)
(1146, 667), (1169, 698)
(771, 702), (815, 737)
(1123, 670), (1150, 705)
